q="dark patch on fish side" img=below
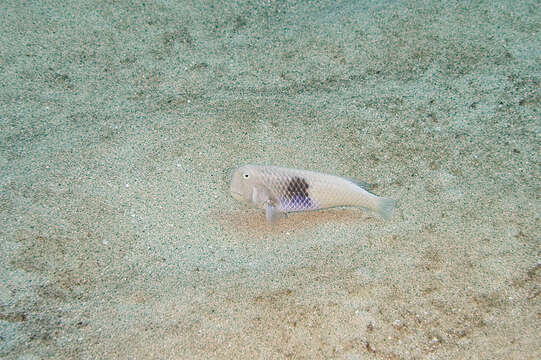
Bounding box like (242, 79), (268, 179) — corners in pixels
(285, 177), (309, 199)
(281, 177), (316, 211)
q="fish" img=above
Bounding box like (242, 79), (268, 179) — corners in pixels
(230, 165), (396, 223)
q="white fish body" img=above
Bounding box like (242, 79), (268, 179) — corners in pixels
(230, 165), (396, 223)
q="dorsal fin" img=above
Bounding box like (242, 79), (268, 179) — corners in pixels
(344, 176), (373, 191)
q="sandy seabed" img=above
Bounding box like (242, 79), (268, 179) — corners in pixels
(1, 0), (539, 359)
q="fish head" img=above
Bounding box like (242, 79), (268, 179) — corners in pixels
(230, 165), (262, 204)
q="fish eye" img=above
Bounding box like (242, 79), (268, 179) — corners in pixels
(243, 173), (249, 179)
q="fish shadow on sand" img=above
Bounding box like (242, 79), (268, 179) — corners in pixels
(219, 208), (379, 239)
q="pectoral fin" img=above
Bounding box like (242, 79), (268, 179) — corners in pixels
(252, 185), (271, 206)
(252, 185), (282, 223)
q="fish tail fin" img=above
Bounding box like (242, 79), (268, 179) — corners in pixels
(377, 197), (396, 220)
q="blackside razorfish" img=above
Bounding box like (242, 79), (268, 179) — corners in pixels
(230, 165), (396, 223)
